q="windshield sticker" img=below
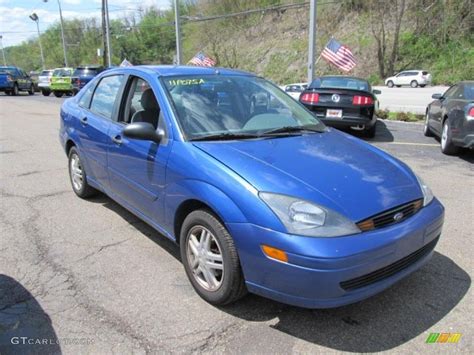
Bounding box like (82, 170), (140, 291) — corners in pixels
(169, 78), (205, 86)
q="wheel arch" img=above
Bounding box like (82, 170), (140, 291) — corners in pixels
(174, 199), (217, 245)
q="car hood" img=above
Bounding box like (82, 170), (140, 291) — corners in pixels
(193, 130), (422, 222)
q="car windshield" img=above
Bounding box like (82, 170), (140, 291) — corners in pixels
(0, 68), (16, 76)
(163, 75), (325, 140)
(311, 77), (370, 92)
(73, 68), (100, 77)
(53, 69), (72, 77)
(40, 70), (52, 76)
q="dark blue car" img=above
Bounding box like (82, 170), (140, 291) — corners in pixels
(59, 66), (444, 308)
(71, 65), (105, 94)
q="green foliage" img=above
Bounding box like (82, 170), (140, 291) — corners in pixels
(376, 109), (390, 120)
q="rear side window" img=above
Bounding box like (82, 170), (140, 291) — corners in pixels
(422, 71), (429, 76)
(464, 85), (474, 100)
(90, 75), (124, 119)
(78, 83), (96, 109)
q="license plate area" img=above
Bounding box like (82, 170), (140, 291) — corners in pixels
(326, 109), (343, 118)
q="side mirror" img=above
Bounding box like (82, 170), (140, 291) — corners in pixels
(373, 89), (382, 95)
(432, 93), (443, 100)
(123, 122), (163, 143)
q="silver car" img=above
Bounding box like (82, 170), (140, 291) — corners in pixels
(38, 69), (54, 96)
(385, 70), (432, 88)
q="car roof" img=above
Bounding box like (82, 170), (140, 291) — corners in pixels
(111, 65), (256, 78)
(0, 66), (18, 69)
(315, 75), (369, 82)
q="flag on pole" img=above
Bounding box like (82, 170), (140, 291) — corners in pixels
(189, 52), (216, 67)
(119, 59), (133, 67)
(321, 38), (356, 72)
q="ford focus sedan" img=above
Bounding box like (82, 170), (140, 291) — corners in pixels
(59, 66), (444, 308)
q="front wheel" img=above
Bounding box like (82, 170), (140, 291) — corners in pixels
(53, 91), (64, 98)
(423, 112), (433, 137)
(68, 147), (98, 198)
(441, 119), (459, 155)
(28, 85), (34, 95)
(180, 210), (247, 306)
(387, 80), (394, 88)
(42, 90), (51, 97)
(12, 84), (19, 96)
(410, 80), (418, 88)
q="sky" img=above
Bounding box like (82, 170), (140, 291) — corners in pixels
(0, 0), (171, 47)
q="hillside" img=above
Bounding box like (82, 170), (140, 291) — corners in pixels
(4, 0), (473, 85)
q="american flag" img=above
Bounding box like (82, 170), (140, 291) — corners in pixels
(321, 38), (356, 72)
(189, 52), (216, 67)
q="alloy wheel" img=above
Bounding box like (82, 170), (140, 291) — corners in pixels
(186, 225), (224, 292)
(441, 122), (448, 150)
(70, 153), (84, 191)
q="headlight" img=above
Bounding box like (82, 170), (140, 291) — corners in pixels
(259, 192), (361, 237)
(415, 174), (434, 206)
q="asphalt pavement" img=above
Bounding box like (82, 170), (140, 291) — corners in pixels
(373, 85), (449, 114)
(0, 94), (472, 354)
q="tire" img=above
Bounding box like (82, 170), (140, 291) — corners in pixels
(28, 85), (34, 95)
(12, 84), (19, 96)
(440, 119), (459, 155)
(364, 123), (377, 138)
(68, 147), (98, 198)
(387, 80), (394, 88)
(423, 112), (433, 137)
(5, 91), (11, 96)
(180, 210), (247, 306)
(420, 84), (426, 88)
(410, 80), (418, 88)
(65, 91), (72, 97)
(53, 91), (64, 98)
(42, 90), (51, 97)
(396, 85), (401, 88)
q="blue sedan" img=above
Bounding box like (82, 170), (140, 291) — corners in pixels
(59, 66), (444, 308)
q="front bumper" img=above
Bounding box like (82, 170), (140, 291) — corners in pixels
(227, 198), (444, 308)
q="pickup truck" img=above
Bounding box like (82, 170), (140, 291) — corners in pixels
(50, 67), (74, 97)
(0, 66), (35, 96)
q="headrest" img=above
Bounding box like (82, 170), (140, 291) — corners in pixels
(141, 89), (158, 110)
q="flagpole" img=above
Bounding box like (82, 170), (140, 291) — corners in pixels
(312, 37), (332, 78)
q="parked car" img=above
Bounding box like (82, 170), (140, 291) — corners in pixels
(38, 69), (54, 96)
(385, 70), (432, 88)
(424, 81), (474, 155)
(283, 82), (308, 100)
(0, 66), (35, 95)
(29, 71), (40, 92)
(60, 66), (444, 309)
(299, 76), (380, 137)
(72, 65), (105, 94)
(50, 67), (74, 97)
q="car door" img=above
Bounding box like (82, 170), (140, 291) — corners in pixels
(106, 75), (173, 224)
(393, 72), (404, 85)
(76, 74), (126, 190)
(431, 85), (457, 134)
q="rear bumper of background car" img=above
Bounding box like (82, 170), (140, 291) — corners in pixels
(226, 198), (444, 309)
(305, 105), (376, 129)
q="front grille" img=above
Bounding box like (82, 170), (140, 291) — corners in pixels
(340, 236), (439, 291)
(357, 199), (423, 232)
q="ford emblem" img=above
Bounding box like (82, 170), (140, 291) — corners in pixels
(332, 94), (340, 103)
(393, 212), (404, 222)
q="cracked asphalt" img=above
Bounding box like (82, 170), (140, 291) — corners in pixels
(0, 95), (473, 354)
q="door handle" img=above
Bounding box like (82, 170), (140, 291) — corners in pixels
(79, 117), (88, 125)
(111, 135), (122, 145)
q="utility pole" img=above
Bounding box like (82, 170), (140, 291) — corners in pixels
(57, 0), (68, 67)
(0, 35), (6, 66)
(101, 0), (107, 67)
(174, 0), (182, 65)
(307, 0), (317, 84)
(105, 0), (112, 67)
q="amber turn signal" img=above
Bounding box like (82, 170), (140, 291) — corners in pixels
(261, 245), (288, 263)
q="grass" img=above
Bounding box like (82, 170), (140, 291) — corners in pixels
(377, 109), (424, 122)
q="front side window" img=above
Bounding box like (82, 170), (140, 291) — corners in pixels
(163, 75), (325, 140)
(443, 85), (458, 99)
(90, 75), (124, 119)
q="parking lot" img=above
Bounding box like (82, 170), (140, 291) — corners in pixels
(0, 94), (472, 353)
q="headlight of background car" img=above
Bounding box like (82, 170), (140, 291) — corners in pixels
(259, 192), (361, 237)
(415, 174), (434, 206)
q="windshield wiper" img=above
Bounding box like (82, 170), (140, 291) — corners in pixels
(261, 125), (325, 136)
(189, 132), (261, 141)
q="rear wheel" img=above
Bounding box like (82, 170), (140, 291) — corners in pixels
(68, 147), (98, 198)
(28, 85), (34, 95)
(387, 80), (394, 88)
(423, 112), (433, 137)
(53, 91), (64, 98)
(396, 85), (401, 88)
(12, 84), (19, 96)
(420, 84), (426, 88)
(180, 210), (247, 306)
(5, 91), (11, 96)
(441, 119), (459, 155)
(410, 80), (418, 88)
(41, 90), (51, 97)
(364, 123), (377, 138)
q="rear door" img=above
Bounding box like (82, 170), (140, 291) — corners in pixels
(106, 75), (172, 224)
(76, 74), (126, 190)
